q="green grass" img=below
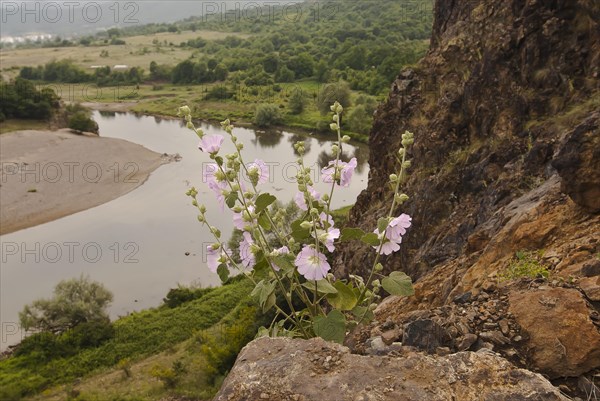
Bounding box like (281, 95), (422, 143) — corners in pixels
(0, 279), (255, 400)
(65, 80), (370, 143)
(0, 119), (50, 134)
(499, 250), (550, 281)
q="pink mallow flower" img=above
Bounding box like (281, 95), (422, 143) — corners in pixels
(233, 205), (255, 231)
(311, 214), (339, 252)
(247, 159), (269, 184)
(321, 157), (357, 187)
(372, 213), (412, 255)
(294, 185), (321, 211)
(203, 163), (227, 210)
(239, 232), (255, 269)
(198, 134), (224, 154)
(295, 245), (330, 281)
(206, 245), (231, 273)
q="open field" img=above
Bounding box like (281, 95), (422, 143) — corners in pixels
(0, 30), (250, 79)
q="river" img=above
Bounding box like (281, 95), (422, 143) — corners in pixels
(0, 111), (369, 350)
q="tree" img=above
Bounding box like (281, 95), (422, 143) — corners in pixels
(316, 81), (352, 115)
(19, 275), (113, 333)
(287, 52), (314, 79)
(288, 88), (305, 114)
(254, 103), (282, 127)
(347, 104), (371, 135)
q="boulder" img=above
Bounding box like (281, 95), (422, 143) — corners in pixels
(509, 287), (600, 378)
(215, 337), (568, 401)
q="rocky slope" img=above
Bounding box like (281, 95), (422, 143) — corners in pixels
(218, 0), (599, 399)
(333, 0), (600, 397)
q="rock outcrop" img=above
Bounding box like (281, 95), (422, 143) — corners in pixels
(215, 337), (568, 401)
(509, 287), (600, 379)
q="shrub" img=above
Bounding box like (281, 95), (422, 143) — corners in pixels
(68, 111), (99, 134)
(163, 286), (213, 308)
(253, 103), (282, 127)
(19, 275), (113, 333)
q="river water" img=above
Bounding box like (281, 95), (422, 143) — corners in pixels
(0, 111), (369, 350)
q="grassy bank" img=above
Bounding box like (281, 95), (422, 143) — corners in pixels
(63, 80), (370, 143)
(0, 278), (258, 401)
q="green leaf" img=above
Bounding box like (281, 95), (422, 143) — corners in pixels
(259, 281), (276, 307)
(313, 310), (346, 344)
(225, 192), (238, 208)
(377, 217), (389, 234)
(258, 213), (271, 230)
(290, 219), (310, 241)
(351, 306), (374, 323)
(252, 258), (270, 279)
(251, 280), (266, 298)
(340, 227), (366, 242)
(272, 255), (295, 275)
(217, 264), (229, 283)
(381, 271), (414, 296)
(255, 193), (276, 213)
(360, 233), (380, 246)
(302, 279), (338, 294)
(262, 291), (276, 313)
(326, 281), (358, 310)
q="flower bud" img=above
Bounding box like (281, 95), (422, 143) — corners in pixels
(321, 193), (330, 202)
(395, 193), (409, 204)
(372, 279), (381, 287)
(402, 160), (412, 169)
(330, 123), (339, 131)
(300, 221), (313, 230)
(199, 205), (207, 213)
(331, 144), (340, 155)
(192, 199), (198, 207)
(398, 148), (405, 157)
(332, 114), (339, 123)
(178, 105), (191, 116)
(374, 263), (383, 272)
(236, 143), (244, 150)
(310, 208), (319, 216)
(369, 303), (378, 311)
(341, 135), (351, 143)
(197, 215), (205, 223)
(389, 173), (398, 182)
(186, 121), (194, 129)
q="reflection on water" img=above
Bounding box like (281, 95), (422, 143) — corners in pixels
(0, 111), (369, 350)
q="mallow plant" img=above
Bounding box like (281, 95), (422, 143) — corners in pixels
(178, 102), (414, 343)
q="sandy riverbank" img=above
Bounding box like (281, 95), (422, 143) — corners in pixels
(0, 129), (168, 235)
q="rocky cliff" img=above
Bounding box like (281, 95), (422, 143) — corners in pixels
(333, 0), (600, 396)
(217, 0), (600, 399)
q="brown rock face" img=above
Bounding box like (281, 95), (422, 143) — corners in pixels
(329, 0), (600, 392)
(509, 287), (600, 379)
(551, 113), (600, 213)
(334, 0), (600, 283)
(215, 337), (568, 401)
